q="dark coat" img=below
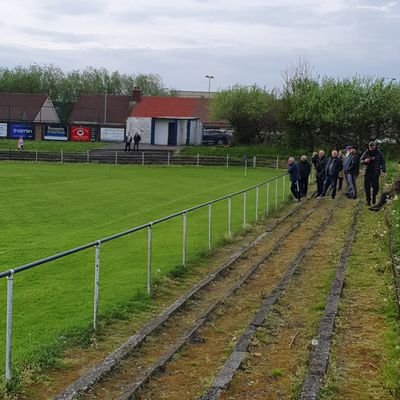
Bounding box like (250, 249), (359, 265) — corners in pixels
(343, 153), (360, 176)
(360, 148), (386, 176)
(316, 156), (328, 177)
(299, 160), (311, 179)
(288, 162), (300, 182)
(325, 156), (343, 178)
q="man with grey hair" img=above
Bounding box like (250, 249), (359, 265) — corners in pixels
(288, 157), (301, 201)
(299, 155), (311, 196)
(315, 150), (327, 197)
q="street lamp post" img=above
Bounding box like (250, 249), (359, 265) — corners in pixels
(205, 75), (214, 97)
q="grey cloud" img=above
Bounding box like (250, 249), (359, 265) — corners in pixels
(19, 27), (104, 44)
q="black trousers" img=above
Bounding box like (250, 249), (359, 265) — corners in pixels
(316, 175), (325, 196)
(364, 174), (379, 203)
(322, 175), (338, 198)
(133, 143), (139, 152)
(299, 177), (308, 196)
(290, 180), (301, 200)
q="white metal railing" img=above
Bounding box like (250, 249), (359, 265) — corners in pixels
(0, 172), (289, 381)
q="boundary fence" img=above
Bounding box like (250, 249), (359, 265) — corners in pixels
(0, 149), (291, 169)
(0, 172), (289, 381)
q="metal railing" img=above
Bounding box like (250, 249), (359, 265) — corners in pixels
(0, 172), (288, 381)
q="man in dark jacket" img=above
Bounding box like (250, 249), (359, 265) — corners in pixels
(288, 157), (301, 201)
(360, 141), (386, 206)
(315, 150), (327, 197)
(343, 145), (360, 199)
(299, 155), (311, 196)
(318, 150), (343, 199)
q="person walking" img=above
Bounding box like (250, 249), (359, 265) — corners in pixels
(318, 150), (343, 199)
(17, 136), (24, 150)
(125, 135), (132, 152)
(360, 141), (386, 206)
(343, 145), (360, 199)
(133, 131), (141, 152)
(288, 157), (301, 201)
(315, 150), (327, 197)
(299, 155), (311, 196)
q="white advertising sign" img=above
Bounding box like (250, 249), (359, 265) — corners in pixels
(100, 127), (125, 142)
(0, 123), (7, 137)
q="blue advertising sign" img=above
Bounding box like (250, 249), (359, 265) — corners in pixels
(8, 123), (34, 139)
(44, 125), (68, 141)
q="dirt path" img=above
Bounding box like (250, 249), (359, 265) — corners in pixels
(16, 193), (400, 400)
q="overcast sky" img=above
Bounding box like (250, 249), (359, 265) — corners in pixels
(0, 0), (399, 91)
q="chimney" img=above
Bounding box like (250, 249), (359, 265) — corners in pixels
(131, 87), (142, 102)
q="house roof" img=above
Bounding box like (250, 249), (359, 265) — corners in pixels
(129, 97), (211, 122)
(0, 93), (49, 121)
(69, 94), (132, 124)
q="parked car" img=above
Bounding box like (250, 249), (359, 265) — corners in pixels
(202, 131), (230, 146)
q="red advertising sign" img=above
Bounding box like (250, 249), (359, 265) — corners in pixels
(70, 126), (91, 141)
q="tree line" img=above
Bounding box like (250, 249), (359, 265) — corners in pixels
(211, 65), (400, 150)
(0, 64), (173, 122)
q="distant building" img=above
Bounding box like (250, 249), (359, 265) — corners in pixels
(127, 93), (212, 145)
(0, 93), (60, 140)
(174, 90), (216, 98)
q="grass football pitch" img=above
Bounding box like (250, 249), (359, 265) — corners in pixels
(0, 162), (288, 374)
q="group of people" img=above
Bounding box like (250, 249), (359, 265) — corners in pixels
(287, 141), (392, 211)
(124, 132), (141, 152)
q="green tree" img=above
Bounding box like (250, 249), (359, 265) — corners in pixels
(211, 84), (273, 144)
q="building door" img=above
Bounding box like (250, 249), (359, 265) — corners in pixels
(168, 121), (177, 145)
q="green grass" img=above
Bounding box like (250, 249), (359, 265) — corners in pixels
(0, 138), (107, 152)
(0, 162), (289, 377)
(179, 144), (308, 158)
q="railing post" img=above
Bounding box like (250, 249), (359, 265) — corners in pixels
(256, 186), (259, 221)
(93, 241), (100, 331)
(5, 270), (14, 381)
(243, 191), (247, 228)
(282, 175), (286, 204)
(168, 152), (170, 166)
(208, 203), (212, 250)
(115, 151), (118, 166)
(228, 196), (232, 238)
(266, 183), (270, 215)
(35, 149), (38, 162)
(197, 153), (200, 167)
(253, 155), (256, 168)
(142, 151), (145, 166)
(276, 155), (279, 169)
(61, 148), (63, 163)
(87, 150), (90, 164)
(182, 211), (187, 267)
(244, 158), (247, 177)
(226, 154), (229, 168)
(147, 224), (152, 295)
(275, 178), (278, 210)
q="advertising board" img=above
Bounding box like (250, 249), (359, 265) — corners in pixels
(8, 123), (35, 139)
(100, 127), (125, 142)
(44, 125), (68, 141)
(0, 122), (7, 137)
(70, 126), (91, 142)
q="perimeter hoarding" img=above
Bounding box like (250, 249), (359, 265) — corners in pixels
(8, 123), (35, 139)
(44, 125), (68, 141)
(100, 127), (125, 142)
(0, 122), (7, 137)
(70, 126), (91, 142)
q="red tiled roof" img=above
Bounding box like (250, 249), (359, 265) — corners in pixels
(0, 93), (48, 121)
(69, 95), (132, 124)
(129, 97), (211, 121)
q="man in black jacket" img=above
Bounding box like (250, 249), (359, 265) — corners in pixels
(315, 150), (327, 197)
(360, 141), (386, 206)
(299, 155), (311, 196)
(318, 150), (343, 199)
